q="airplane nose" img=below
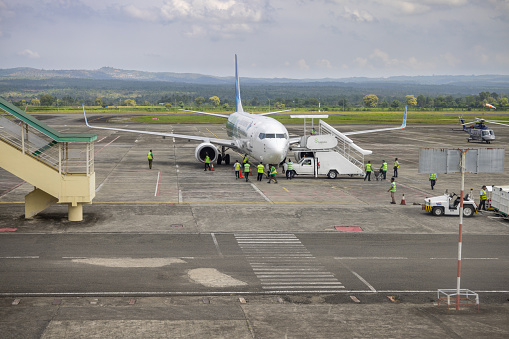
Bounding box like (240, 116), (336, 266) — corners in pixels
(264, 141), (288, 163)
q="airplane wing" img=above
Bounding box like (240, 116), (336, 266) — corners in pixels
(179, 109), (230, 118)
(83, 107), (237, 148)
(342, 106), (407, 136)
(258, 110), (291, 116)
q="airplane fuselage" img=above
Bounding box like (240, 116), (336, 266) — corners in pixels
(226, 111), (289, 164)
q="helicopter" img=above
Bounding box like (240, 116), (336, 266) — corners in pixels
(458, 116), (509, 143)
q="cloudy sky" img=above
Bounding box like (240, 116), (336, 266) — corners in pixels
(0, 0), (508, 78)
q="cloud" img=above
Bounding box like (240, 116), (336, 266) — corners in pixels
(342, 6), (374, 22)
(442, 52), (461, 67)
(18, 49), (40, 59)
(317, 59), (333, 69)
(123, 0), (270, 37)
(298, 59), (310, 70)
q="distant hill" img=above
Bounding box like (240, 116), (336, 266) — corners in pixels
(1, 66), (508, 87)
(1, 67), (508, 106)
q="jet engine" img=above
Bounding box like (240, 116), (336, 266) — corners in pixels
(195, 143), (218, 163)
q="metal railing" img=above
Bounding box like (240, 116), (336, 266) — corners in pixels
(318, 119), (366, 172)
(0, 112), (94, 175)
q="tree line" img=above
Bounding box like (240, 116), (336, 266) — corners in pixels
(10, 90), (508, 112)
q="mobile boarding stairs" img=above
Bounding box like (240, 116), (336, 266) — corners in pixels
(0, 97), (96, 221)
(291, 117), (372, 176)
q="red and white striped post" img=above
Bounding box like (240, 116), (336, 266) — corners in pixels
(456, 149), (468, 310)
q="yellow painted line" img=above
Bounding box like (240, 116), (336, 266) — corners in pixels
(282, 187), (290, 192)
(206, 128), (220, 138)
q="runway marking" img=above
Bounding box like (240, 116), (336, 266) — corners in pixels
(178, 190), (183, 203)
(2, 290), (509, 297)
(0, 181), (25, 197)
(211, 233), (223, 257)
(335, 257), (408, 260)
(154, 171), (162, 196)
(94, 136), (120, 155)
(282, 187), (290, 192)
(206, 128), (220, 138)
(236, 233), (345, 292)
(250, 183), (273, 203)
(336, 259), (377, 292)
(0, 256), (39, 259)
(430, 257), (498, 260)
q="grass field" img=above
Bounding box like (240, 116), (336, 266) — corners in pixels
(24, 105), (509, 125)
(130, 111), (509, 125)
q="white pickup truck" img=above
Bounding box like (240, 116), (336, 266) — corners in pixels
(285, 150), (364, 179)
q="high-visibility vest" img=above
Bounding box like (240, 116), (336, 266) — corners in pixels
(481, 189), (487, 200)
(382, 162), (388, 171)
(390, 182), (396, 192)
(257, 164), (264, 173)
(243, 156), (248, 164)
(148, 152), (153, 160)
(270, 166), (277, 175)
(287, 162), (293, 170)
(244, 163), (250, 172)
(205, 156), (210, 164)
(365, 163), (372, 171)
(430, 173), (437, 180)
(234, 162), (240, 170)
(395, 161), (399, 168)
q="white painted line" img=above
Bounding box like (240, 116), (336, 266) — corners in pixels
(334, 257), (408, 260)
(350, 270), (377, 293)
(178, 190), (183, 203)
(154, 171), (161, 196)
(0, 256), (39, 259)
(262, 286), (345, 289)
(62, 257), (87, 259)
(262, 282), (343, 285)
(256, 273), (331, 276)
(252, 268), (322, 271)
(250, 183), (273, 203)
(430, 257), (498, 260)
(211, 233), (223, 257)
(95, 182), (105, 193)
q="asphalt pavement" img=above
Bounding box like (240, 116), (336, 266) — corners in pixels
(1, 115), (508, 338)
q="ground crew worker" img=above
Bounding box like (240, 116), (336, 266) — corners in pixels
(429, 173), (437, 190)
(479, 185), (487, 211)
(204, 153), (211, 171)
(147, 150), (153, 169)
(286, 159), (294, 180)
(233, 160), (241, 179)
(381, 160), (388, 180)
(388, 177), (396, 204)
(394, 158), (399, 178)
(242, 154), (249, 166)
(364, 161), (372, 181)
(257, 162), (264, 181)
(268, 165), (278, 184)
(244, 162), (251, 182)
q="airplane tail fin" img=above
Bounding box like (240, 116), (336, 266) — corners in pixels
(235, 54), (244, 113)
(401, 105), (407, 128)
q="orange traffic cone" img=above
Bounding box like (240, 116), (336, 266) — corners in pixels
(400, 194), (406, 205)
(211, 163), (215, 171)
(239, 170), (243, 178)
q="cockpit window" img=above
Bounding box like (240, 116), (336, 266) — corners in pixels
(261, 133), (288, 139)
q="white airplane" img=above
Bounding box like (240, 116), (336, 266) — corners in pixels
(83, 55), (407, 166)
